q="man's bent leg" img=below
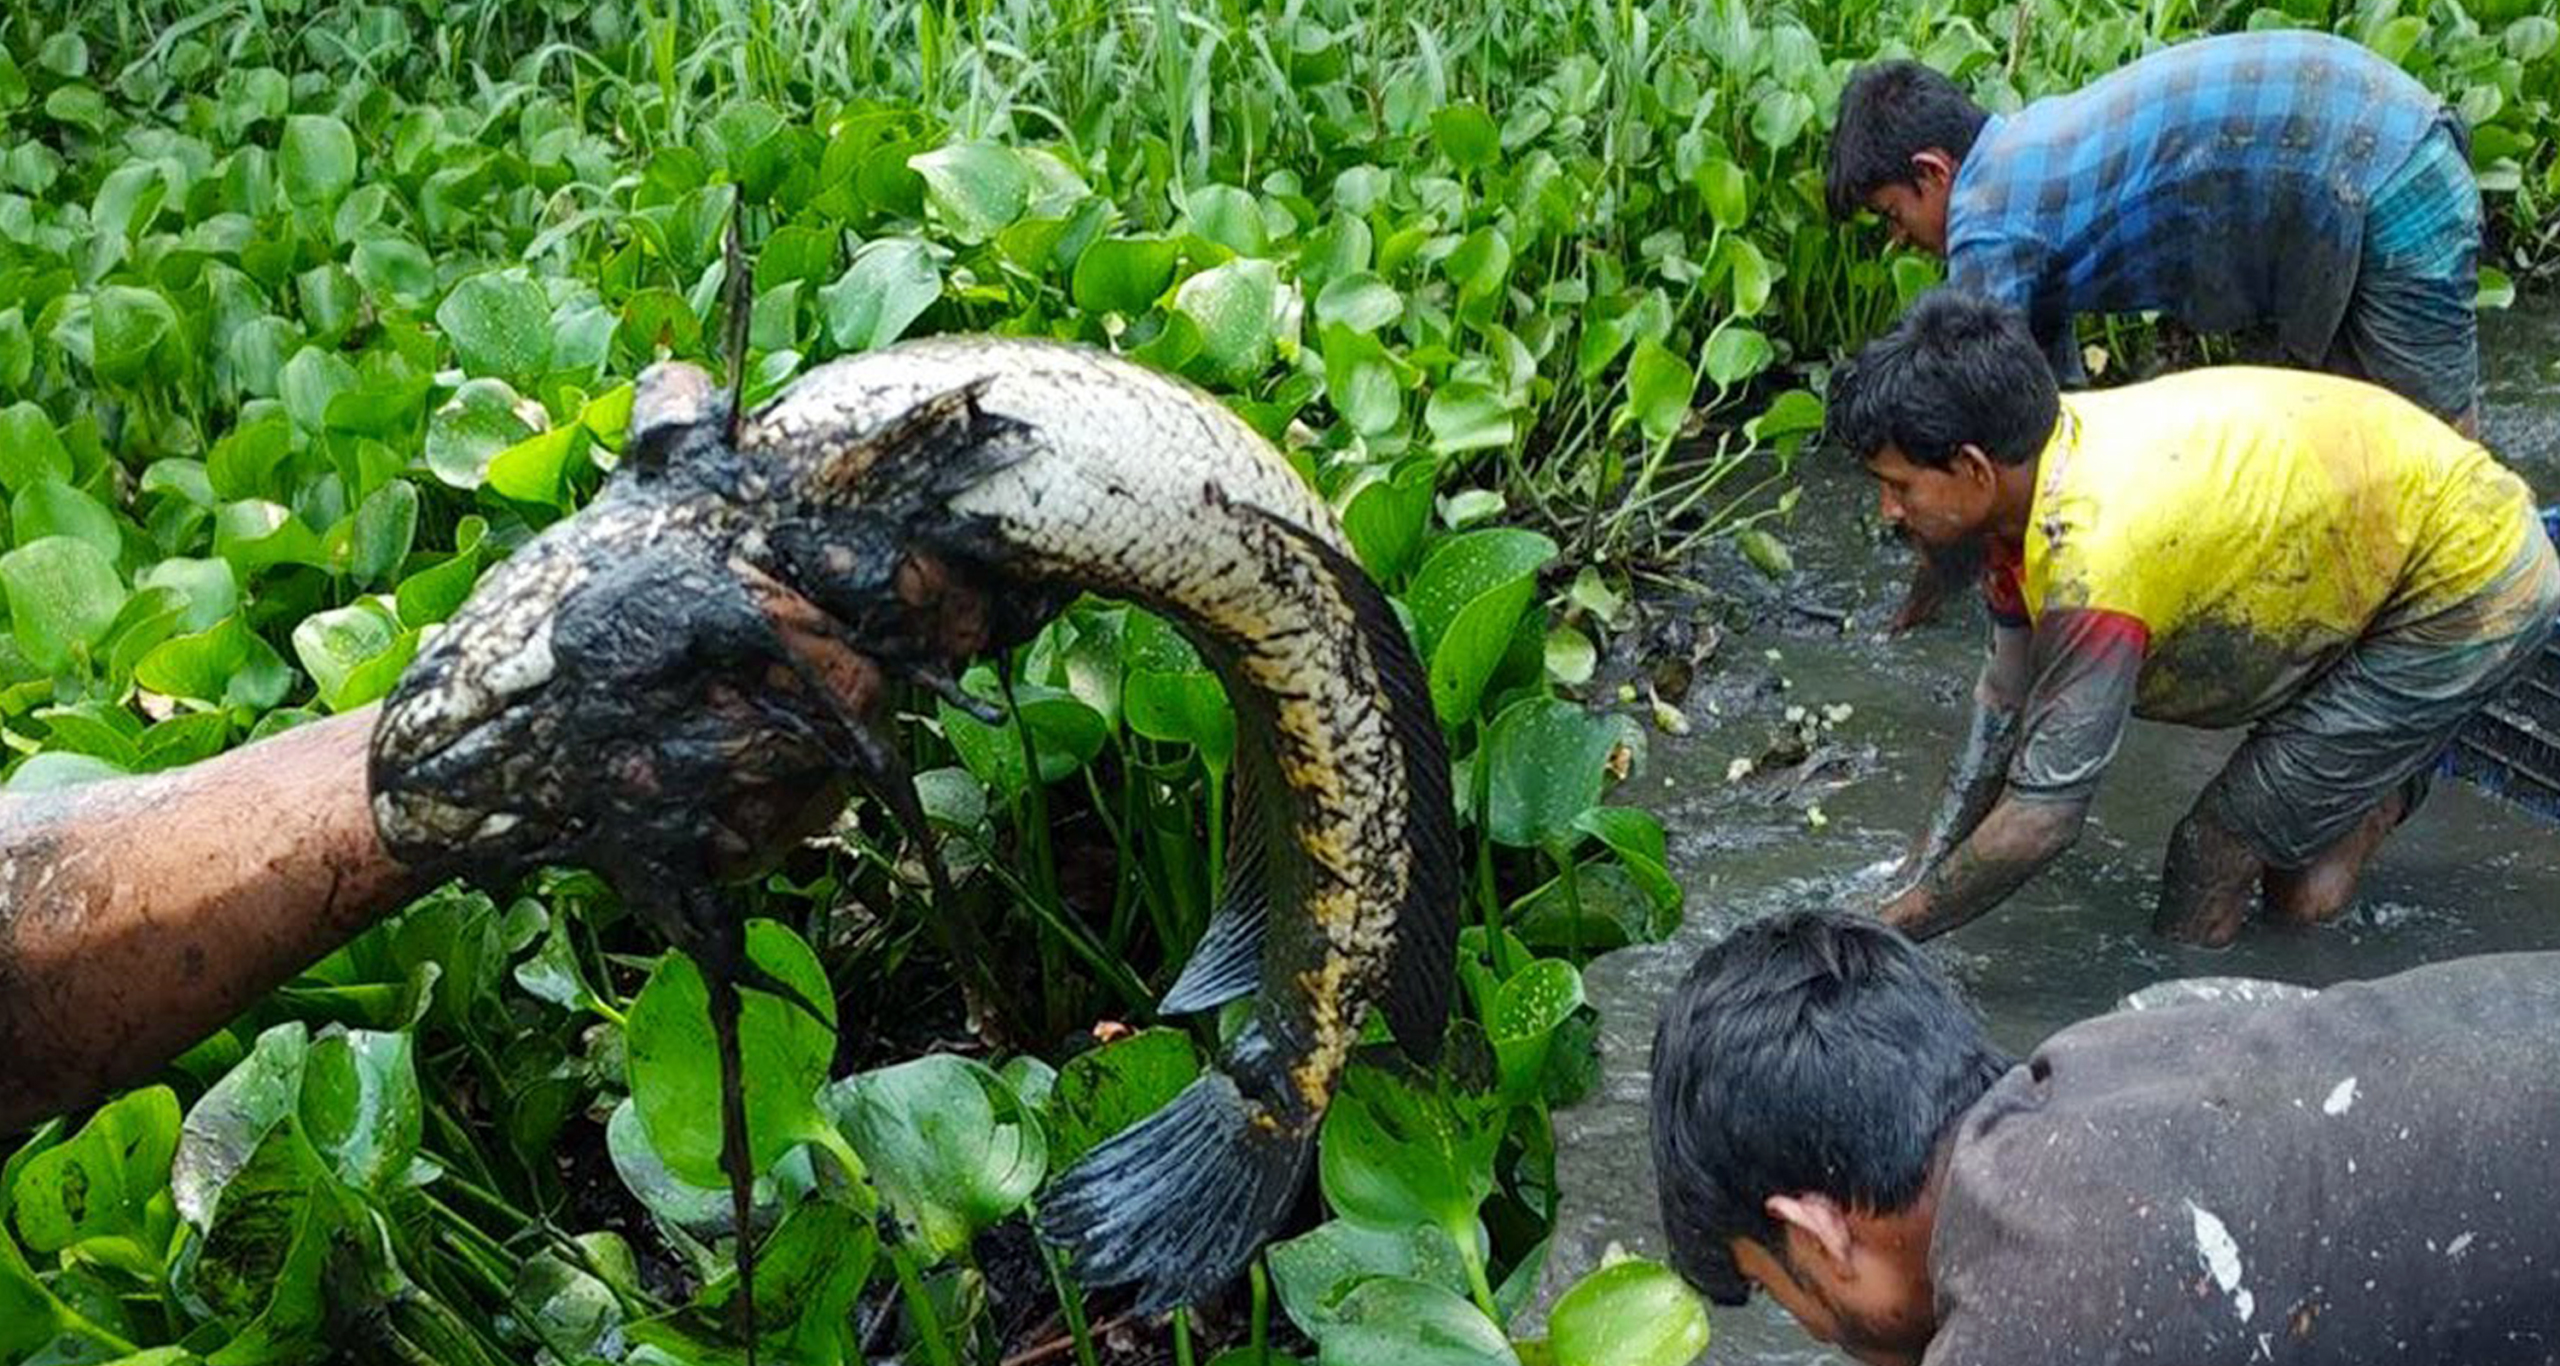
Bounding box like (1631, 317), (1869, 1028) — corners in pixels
(2193, 517), (2558, 940)
(2262, 784), (2412, 926)
(2157, 799), (2266, 947)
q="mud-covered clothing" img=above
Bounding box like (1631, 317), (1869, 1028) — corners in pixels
(1984, 368), (2536, 730)
(1925, 952), (2560, 1365)
(1981, 367), (2551, 863)
(2324, 115), (2486, 422)
(1946, 31), (2475, 412)
(2203, 533), (2558, 865)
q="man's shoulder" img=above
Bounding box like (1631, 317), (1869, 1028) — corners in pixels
(2078, 366), (2455, 459)
(1946, 108), (2050, 210)
(1922, 1045), (2148, 1366)
(2059, 367), (2314, 473)
(1928, 960), (2560, 1366)
(1934, 1008), (2190, 1212)
(1923, 1005), (2273, 1364)
(2091, 29), (2408, 108)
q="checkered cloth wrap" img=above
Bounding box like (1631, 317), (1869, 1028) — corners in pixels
(2362, 116), (2479, 277)
(1946, 30), (2450, 372)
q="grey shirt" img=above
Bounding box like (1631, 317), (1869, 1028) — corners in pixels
(1927, 953), (2560, 1364)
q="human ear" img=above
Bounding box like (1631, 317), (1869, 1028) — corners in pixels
(1909, 149), (1957, 191)
(1954, 442), (2001, 489)
(1765, 1192), (1857, 1270)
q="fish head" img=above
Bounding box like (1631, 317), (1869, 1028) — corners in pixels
(367, 501), (634, 875)
(366, 489), (866, 885)
(370, 367), (1039, 887)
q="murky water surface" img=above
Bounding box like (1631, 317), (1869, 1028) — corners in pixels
(1533, 302), (2560, 1362)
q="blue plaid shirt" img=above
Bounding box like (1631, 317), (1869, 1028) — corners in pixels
(1947, 31), (2447, 374)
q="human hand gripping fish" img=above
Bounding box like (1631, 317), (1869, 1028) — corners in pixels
(367, 336), (1463, 1351)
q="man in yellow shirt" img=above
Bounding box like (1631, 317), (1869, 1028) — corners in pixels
(1843, 290), (2558, 945)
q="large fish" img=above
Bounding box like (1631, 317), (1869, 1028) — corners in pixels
(370, 336), (1461, 1334)
(735, 339), (1464, 1307)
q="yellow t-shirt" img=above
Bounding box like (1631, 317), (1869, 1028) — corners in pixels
(2013, 367), (2533, 726)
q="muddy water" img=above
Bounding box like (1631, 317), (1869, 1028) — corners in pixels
(1530, 301), (2560, 1362)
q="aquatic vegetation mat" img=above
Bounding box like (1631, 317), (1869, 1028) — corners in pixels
(0, 0), (2552, 1360)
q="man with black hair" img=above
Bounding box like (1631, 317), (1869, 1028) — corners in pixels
(1827, 32), (2484, 433)
(1650, 909), (2560, 1365)
(1839, 290), (2555, 944)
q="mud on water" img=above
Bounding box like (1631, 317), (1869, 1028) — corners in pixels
(1532, 301), (2560, 1362)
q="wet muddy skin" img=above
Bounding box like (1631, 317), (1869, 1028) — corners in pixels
(1533, 300), (2560, 1362)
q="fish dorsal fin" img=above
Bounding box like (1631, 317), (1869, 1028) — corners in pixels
(805, 377), (1026, 503)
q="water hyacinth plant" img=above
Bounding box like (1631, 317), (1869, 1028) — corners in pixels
(0, 0), (2552, 1361)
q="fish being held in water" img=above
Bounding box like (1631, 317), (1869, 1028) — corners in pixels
(370, 335), (1461, 1329)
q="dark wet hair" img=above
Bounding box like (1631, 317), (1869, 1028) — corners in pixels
(1826, 60), (1990, 219)
(1648, 910), (2010, 1306)
(1826, 289), (2058, 470)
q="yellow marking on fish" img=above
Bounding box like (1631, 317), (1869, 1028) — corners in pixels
(1275, 752), (1344, 795)
(1301, 887), (1364, 945)
(1294, 828), (1357, 870)
(1291, 956), (1368, 1112)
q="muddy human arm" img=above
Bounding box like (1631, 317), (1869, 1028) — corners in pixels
(0, 708), (426, 1133)
(1898, 624), (2031, 881)
(1881, 791), (2089, 939)
(1883, 609), (2145, 937)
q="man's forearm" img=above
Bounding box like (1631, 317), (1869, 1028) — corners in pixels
(0, 707), (423, 1132)
(1904, 698), (2022, 880)
(1882, 794), (2086, 940)
(1902, 627), (2031, 882)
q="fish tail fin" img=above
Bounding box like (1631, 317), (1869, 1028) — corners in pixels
(1036, 1071), (1308, 1311)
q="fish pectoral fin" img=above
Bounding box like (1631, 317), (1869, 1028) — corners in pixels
(1158, 884), (1270, 1014)
(807, 376), (1031, 503)
(1159, 738), (1286, 1014)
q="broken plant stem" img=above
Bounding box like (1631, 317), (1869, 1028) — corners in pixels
(707, 965), (764, 1365)
(1034, 1234), (1105, 1366)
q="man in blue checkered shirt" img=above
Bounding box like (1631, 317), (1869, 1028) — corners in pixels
(1827, 31), (2482, 431)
